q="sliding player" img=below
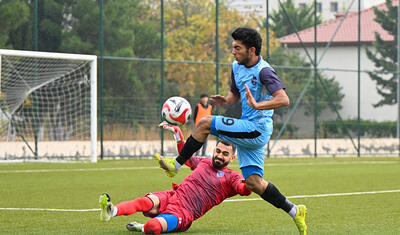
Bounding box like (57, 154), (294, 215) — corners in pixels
(99, 122), (251, 234)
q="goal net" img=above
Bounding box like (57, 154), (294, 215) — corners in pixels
(0, 49), (97, 162)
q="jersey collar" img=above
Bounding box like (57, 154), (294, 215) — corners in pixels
(244, 56), (261, 68)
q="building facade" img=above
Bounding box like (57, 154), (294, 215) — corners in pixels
(278, 1), (397, 122)
(228, 0), (386, 20)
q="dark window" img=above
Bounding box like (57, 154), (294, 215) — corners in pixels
(317, 2), (322, 13)
(330, 2), (338, 12)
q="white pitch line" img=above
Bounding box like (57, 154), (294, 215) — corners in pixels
(0, 208), (100, 212)
(1, 189), (399, 212)
(0, 160), (398, 174)
(224, 189), (400, 202)
(0, 166), (159, 173)
(265, 161), (399, 167)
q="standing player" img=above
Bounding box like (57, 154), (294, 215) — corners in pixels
(155, 27), (307, 234)
(99, 122), (251, 234)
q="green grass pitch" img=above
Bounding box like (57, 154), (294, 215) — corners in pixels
(0, 157), (399, 234)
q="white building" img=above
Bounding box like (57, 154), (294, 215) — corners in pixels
(278, 1), (397, 122)
(228, 0), (386, 20)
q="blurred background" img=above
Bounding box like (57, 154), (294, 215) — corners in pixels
(0, 0), (399, 159)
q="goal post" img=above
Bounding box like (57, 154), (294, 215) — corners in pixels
(0, 49), (97, 162)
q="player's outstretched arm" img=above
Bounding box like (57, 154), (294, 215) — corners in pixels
(210, 91), (239, 107)
(245, 84), (289, 110)
(237, 179), (252, 196)
(159, 121), (201, 170)
(159, 121), (184, 144)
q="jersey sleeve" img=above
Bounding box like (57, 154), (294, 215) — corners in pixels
(260, 67), (286, 94)
(230, 69), (240, 96)
(229, 171), (249, 196)
(185, 156), (202, 170)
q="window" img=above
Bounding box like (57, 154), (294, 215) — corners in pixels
(330, 2), (338, 12)
(317, 2), (322, 13)
(299, 3), (306, 9)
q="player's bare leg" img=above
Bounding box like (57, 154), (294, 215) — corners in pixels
(245, 175), (307, 235)
(190, 115), (212, 142)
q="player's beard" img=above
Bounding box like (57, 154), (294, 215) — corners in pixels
(236, 50), (250, 65)
(212, 156), (229, 169)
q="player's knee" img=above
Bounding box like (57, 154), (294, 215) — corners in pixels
(144, 218), (163, 234)
(146, 195), (160, 215)
(196, 115), (213, 130)
(245, 175), (265, 194)
(245, 178), (257, 192)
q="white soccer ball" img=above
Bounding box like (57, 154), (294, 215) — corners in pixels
(161, 96), (192, 125)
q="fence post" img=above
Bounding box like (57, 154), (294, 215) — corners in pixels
(357, 0), (361, 157)
(99, 0), (104, 160)
(313, 0), (318, 157)
(397, 0), (400, 157)
(160, 0), (165, 155)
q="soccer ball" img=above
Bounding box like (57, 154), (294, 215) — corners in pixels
(161, 96), (192, 125)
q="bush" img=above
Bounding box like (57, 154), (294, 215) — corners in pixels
(320, 119), (396, 138)
(272, 123), (299, 139)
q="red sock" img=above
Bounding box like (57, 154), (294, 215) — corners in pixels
(115, 197), (153, 216)
(144, 218), (163, 234)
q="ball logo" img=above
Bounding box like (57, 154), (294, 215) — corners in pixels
(174, 100), (183, 113)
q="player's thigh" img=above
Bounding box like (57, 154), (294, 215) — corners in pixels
(210, 116), (270, 148)
(144, 190), (174, 216)
(236, 145), (266, 170)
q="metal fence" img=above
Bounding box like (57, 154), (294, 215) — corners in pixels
(0, 0), (399, 159)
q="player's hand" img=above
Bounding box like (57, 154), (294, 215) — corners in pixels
(159, 121), (175, 133)
(244, 84), (258, 109)
(238, 179), (252, 196)
(159, 121), (184, 143)
(210, 94), (226, 107)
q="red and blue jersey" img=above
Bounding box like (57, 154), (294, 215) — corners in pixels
(174, 156), (244, 220)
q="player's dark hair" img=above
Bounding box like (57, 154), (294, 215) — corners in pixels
(216, 140), (236, 154)
(200, 94), (208, 98)
(231, 27), (262, 56)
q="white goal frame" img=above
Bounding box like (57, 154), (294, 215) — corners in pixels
(0, 49), (97, 162)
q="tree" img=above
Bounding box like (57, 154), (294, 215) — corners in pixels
(270, 0), (323, 38)
(366, 0), (397, 107)
(163, 0), (280, 100)
(61, 0), (162, 128)
(269, 47), (344, 118)
(7, 0), (64, 51)
(0, 0), (29, 48)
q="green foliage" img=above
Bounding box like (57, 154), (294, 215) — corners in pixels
(6, 0), (64, 51)
(163, 0), (279, 99)
(0, 0), (29, 48)
(269, 47), (344, 118)
(320, 119), (396, 138)
(365, 0), (398, 107)
(270, 0), (323, 38)
(272, 122), (298, 139)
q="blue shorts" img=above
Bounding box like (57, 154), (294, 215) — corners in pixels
(210, 116), (272, 170)
(241, 165), (264, 179)
(156, 213), (178, 232)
